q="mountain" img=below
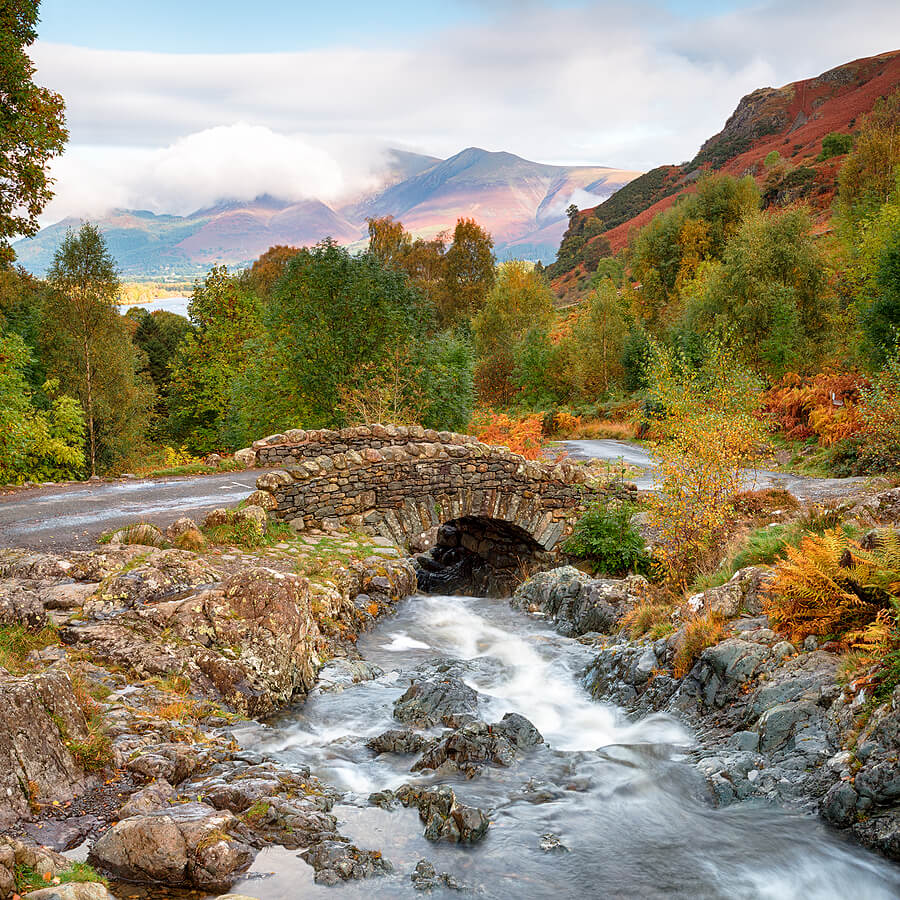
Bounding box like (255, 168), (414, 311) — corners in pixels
(13, 148), (638, 279)
(346, 147), (638, 257)
(548, 49), (900, 302)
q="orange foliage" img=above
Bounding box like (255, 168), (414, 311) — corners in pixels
(761, 372), (867, 445)
(473, 410), (545, 459)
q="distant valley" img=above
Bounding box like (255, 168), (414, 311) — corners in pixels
(14, 147), (639, 278)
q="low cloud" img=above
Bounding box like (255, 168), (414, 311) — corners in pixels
(31, 0), (900, 222)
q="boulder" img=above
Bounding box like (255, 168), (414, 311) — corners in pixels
(511, 566), (646, 636)
(171, 567), (320, 716)
(396, 785), (489, 844)
(89, 802), (254, 892)
(233, 448), (257, 469)
(0, 581), (47, 629)
(393, 675), (479, 727)
(299, 840), (392, 885)
(0, 671), (90, 828)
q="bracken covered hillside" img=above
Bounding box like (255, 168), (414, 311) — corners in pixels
(550, 50), (900, 303)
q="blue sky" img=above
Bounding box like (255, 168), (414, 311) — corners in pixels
(39, 0), (757, 52)
(31, 0), (899, 222)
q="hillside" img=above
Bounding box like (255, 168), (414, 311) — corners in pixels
(549, 49), (900, 302)
(13, 148), (639, 278)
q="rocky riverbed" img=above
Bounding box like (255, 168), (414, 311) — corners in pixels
(1, 488), (900, 898)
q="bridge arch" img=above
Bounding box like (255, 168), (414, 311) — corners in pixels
(248, 426), (596, 579)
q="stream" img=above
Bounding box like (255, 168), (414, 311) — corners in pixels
(230, 594), (900, 899)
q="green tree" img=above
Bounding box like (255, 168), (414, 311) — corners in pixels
(472, 261), (554, 404)
(0, 0), (68, 265)
(687, 207), (828, 375)
(573, 278), (630, 395)
(250, 240), (439, 429)
(45, 224), (150, 474)
(127, 308), (193, 430)
(438, 218), (495, 325)
(0, 327), (84, 484)
(167, 267), (262, 453)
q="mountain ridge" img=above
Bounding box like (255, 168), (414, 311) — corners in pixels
(14, 147), (639, 278)
(548, 48), (900, 302)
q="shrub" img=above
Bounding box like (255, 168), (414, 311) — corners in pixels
(763, 529), (900, 643)
(818, 132), (853, 160)
(563, 500), (650, 576)
(644, 338), (768, 586)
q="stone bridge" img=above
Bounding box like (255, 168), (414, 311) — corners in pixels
(247, 424), (602, 594)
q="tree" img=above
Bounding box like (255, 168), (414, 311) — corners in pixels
(687, 207), (828, 375)
(248, 245), (301, 297)
(472, 261), (554, 404)
(573, 278), (630, 395)
(167, 267), (263, 453)
(249, 240), (465, 431)
(45, 224), (150, 474)
(0, 328), (84, 484)
(438, 218), (495, 325)
(127, 308), (193, 432)
(366, 216), (411, 267)
(644, 338), (767, 585)
(0, 0), (68, 265)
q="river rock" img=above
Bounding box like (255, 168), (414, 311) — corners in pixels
(86, 549), (220, 612)
(412, 713), (543, 775)
(396, 785), (490, 844)
(511, 566), (647, 636)
(367, 729), (430, 755)
(393, 674), (480, 727)
(22, 885), (116, 900)
(299, 839), (392, 884)
(89, 802), (254, 892)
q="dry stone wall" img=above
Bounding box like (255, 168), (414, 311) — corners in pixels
(251, 426), (595, 552)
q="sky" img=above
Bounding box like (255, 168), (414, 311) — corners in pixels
(30, 0), (900, 223)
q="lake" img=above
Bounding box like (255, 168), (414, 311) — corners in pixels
(119, 295), (190, 318)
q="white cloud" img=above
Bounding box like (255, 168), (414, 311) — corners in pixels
(30, 0), (900, 222)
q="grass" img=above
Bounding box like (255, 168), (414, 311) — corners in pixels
(0, 624), (60, 674)
(15, 862), (108, 892)
(204, 517), (292, 549)
(561, 418), (638, 441)
(672, 611), (726, 677)
(127, 458), (243, 479)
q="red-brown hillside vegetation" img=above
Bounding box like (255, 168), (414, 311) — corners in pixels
(550, 50), (900, 304)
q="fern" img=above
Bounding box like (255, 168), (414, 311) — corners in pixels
(763, 528), (899, 642)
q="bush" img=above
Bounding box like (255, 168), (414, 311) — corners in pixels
(818, 132), (853, 160)
(563, 500), (650, 576)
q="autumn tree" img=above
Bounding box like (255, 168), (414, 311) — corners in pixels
(838, 87), (900, 228)
(44, 224), (150, 473)
(0, 0), (68, 265)
(248, 245), (302, 297)
(438, 218), (495, 325)
(644, 338), (767, 585)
